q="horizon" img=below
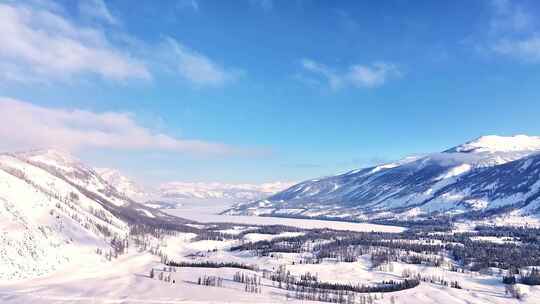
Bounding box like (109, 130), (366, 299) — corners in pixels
(2, 0), (540, 187)
(4, 133), (538, 189)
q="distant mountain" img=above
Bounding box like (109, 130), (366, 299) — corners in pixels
(94, 167), (293, 208)
(159, 181), (294, 201)
(226, 135), (540, 221)
(0, 149), (191, 280)
(95, 168), (149, 202)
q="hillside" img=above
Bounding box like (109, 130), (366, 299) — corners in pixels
(226, 135), (540, 221)
(0, 149), (191, 280)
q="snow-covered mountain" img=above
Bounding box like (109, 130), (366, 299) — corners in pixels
(95, 167), (292, 207)
(96, 168), (148, 202)
(226, 135), (540, 221)
(0, 149), (191, 280)
(159, 181), (294, 201)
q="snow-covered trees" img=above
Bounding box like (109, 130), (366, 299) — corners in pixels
(166, 260), (256, 271)
(233, 272), (262, 293)
(521, 268), (540, 285)
(197, 275), (223, 287)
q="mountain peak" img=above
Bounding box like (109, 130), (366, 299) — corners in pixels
(449, 134), (540, 153)
(16, 148), (80, 164)
(96, 167), (148, 202)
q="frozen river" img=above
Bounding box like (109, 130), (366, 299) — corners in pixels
(164, 199), (405, 233)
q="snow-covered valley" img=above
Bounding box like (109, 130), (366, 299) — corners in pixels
(2, 145), (540, 303)
(2, 222), (540, 304)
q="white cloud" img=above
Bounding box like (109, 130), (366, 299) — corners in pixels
(0, 1), (244, 87)
(300, 59), (400, 90)
(484, 0), (540, 63)
(301, 59), (343, 89)
(347, 63), (400, 88)
(79, 0), (118, 25)
(0, 2), (149, 83)
(492, 36), (540, 62)
(162, 37), (242, 87)
(0, 97), (245, 156)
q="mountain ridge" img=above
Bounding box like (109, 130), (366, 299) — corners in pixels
(226, 135), (540, 221)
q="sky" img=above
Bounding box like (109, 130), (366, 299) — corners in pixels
(1, 0), (540, 186)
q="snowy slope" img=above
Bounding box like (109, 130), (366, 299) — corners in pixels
(14, 149), (191, 225)
(0, 149), (192, 280)
(0, 153), (127, 280)
(227, 135), (540, 220)
(2, 231), (539, 304)
(448, 135), (540, 154)
(19, 149), (130, 207)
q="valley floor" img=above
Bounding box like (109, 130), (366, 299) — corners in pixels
(1, 228), (539, 304)
(165, 200), (405, 233)
(2, 200), (540, 304)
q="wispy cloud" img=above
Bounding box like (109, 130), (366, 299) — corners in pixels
(160, 37), (243, 87)
(492, 36), (540, 62)
(300, 59), (400, 90)
(0, 97), (256, 156)
(78, 0), (118, 25)
(0, 1), (244, 87)
(483, 0), (540, 62)
(0, 2), (149, 83)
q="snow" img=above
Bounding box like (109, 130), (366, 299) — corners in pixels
(287, 255), (398, 284)
(136, 208), (155, 218)
(167, 208), (405, 233)
(159, 181), (294, 200)
(2, 234), (540, 304)
(228, 134), (540, 221)
(0, 249), (304, 303)
(478, 213), (540, 227)
(438, 164), (472, 179)
(14, 150), (131, 208)
(186, 239), (237, 252)
(369, 156), (422, 174)
(0, 152), (130, 281)
(243, 232), (304, 242)
(5, 145), (540, 303)
(470, 236), (519, 244)
(19, 149), (81, 172)
(216, 226), (254, 235)
(96, 168), (148, 202)
(454, 135), (540, 153)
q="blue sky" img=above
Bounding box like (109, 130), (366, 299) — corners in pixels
(1, 0), (540, 185)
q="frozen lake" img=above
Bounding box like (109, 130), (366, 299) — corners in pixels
(164, 199), (406, 233)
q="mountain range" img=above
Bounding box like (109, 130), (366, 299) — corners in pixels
(95, 169), (293, 204)
(226, 135), (540, 222)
